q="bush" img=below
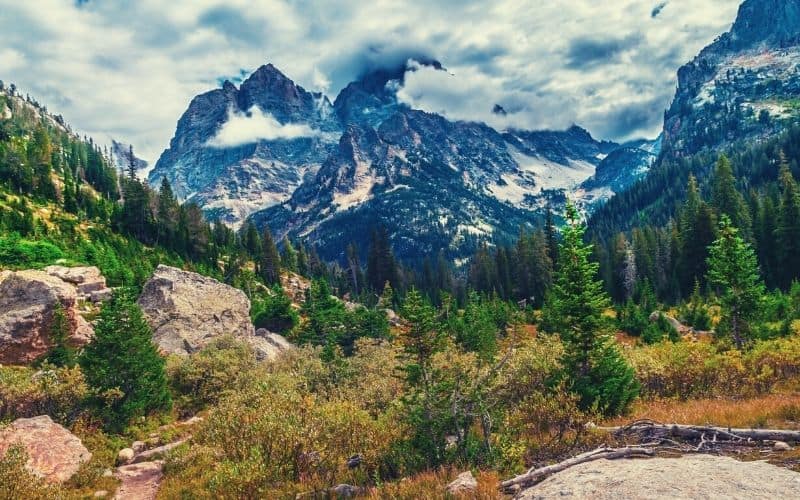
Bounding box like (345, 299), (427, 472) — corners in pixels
(167, 336), (258, 417)
(0, 232), (64, 268)
(0, 364), (88, 425)
(251, 285), (298, 333)
(164, 374), (402, 497)
(0, 445), (67, 499)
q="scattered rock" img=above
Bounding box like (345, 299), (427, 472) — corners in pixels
(130, 438), (188, 464)
(385, 308), (402, 327)
(281, 272), (310, 304)
(446, 470), (478, 495)
(89, 288), (114, 303)
(0, 270), (93, 364)
(0, 415), (92, 483)
(774, 440), (793, 451)
(102, 469), (114, 478)
(649, 311), (691, 334)
(330, 484), (365, 498)
(248, 331), (295, 361)
(131, 441), (147, 453)
(117, 448), (135, 465)
(137, 265), (255, 355)
(517, 455), (800, 499)
(93, 490), (109, 498)
(114, 461), (164, 500)
(177, 415), (204, 427)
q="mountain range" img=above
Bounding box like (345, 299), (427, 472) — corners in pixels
(148, 0), (799, 264)
(149, 61), (659, 263)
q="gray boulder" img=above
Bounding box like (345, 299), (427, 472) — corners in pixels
(137, 265), (255, 355)
(446, 470), (478, 495)
(0, 270), (93, 364)
(248, 329), (295, 361)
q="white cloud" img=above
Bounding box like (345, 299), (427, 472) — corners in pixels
(207, 106), (318, 147)
(0, 0), (743, 158)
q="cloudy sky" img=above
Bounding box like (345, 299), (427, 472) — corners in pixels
(0, 0), (741, 162)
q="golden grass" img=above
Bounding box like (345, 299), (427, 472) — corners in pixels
(604, 393), (800, 429)
(366, 468), (502, 499)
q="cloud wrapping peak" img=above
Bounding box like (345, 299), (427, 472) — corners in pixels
(207, 106), (318, 147)
(0, 0), (742, 159)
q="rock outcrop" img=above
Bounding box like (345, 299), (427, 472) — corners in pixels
(44, 265), (112, 302)
(248, 329), (295, 361)
(0, 415), (92, 483)
(517, 455), (800, 499)
(137, 265), (255, 355)
(0, 270), (93, 364)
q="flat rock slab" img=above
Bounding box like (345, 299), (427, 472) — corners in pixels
(114, 461), (164, 500)
(0, 415), (91, 483)
(518, 455), (800, 499)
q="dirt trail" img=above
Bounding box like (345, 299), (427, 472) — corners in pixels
(114, 461), (164, 500)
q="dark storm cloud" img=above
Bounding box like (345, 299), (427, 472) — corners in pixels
(565, 33), (644, 69)
(198, 6), (269, 45)
(0, 0), (742, 159)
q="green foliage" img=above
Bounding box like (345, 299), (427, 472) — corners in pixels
(79, 289), (171, 431)
(43, 302), (77, 367)
(0, 364), (88, 425)
(641, 313), (679, 345)
(295, 279), (389, 355)
(167, 336), (258, 417)
(542, 203), (638, 415)
(706, 216), (766, 349)
(251, 285), (298, 333)
(0, 445), (66, 500)
(0, 232), (64, 268)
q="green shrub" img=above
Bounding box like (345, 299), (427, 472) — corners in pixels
(167, 336), (258, 417)
(0, 364), (88, 425)
(251, 285), (298, 333)
(0, 445), (67, 499)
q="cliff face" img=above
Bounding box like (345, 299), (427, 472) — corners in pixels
(664, 0), (800, 157)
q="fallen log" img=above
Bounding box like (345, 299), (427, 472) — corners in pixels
(598, 420), (800, 443)
(500, 446), (655, 494)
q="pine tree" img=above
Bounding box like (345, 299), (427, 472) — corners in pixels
(398, 288), (446, 465)
(44, 302), (76, 367)
(541, 202), (638, 415)
(544, 207), (559, 266)
(712, 155), (751, 238)
(706, 216), (765, 349)
(678, 175), (716, 295)
(157, 177), (178, 247)
(281, 237), (298, 272)
(259, 228), (281, 285)
(775, 155), (800, 288)
(79, 289), (171, 431)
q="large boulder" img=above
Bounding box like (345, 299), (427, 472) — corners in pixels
(0, 270), (93, 364)
(0, 415), (92, 483)
(517, 454), (800, 499)
(137, 265), (255, 355)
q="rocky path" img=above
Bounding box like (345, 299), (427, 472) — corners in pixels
(112, 417), (201, 500)
(113, 461), (164, 500)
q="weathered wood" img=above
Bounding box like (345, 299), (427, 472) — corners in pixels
(599, 420), (800, 443)
(500, 446), (655, 493)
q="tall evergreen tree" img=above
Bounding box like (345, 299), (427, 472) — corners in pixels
(712, 155), (751, 238)
(79, 290), (171, 431)
(541, 202), (638, 415)
(706, 216), (765, 349)
(44, 302), (76, 367)
(775, 155), (800, 288)
(260, 228), (281, 285)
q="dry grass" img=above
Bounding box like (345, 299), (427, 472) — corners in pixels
(366, 468), (502, 499)
(604, 393), (800, 429)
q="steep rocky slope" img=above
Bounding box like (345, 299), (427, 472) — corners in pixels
(152, 62), (656, 263)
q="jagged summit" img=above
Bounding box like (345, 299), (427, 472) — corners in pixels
(151, 61), (656, 261)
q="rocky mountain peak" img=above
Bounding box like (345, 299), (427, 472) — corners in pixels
(729, 0), (800, 49)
